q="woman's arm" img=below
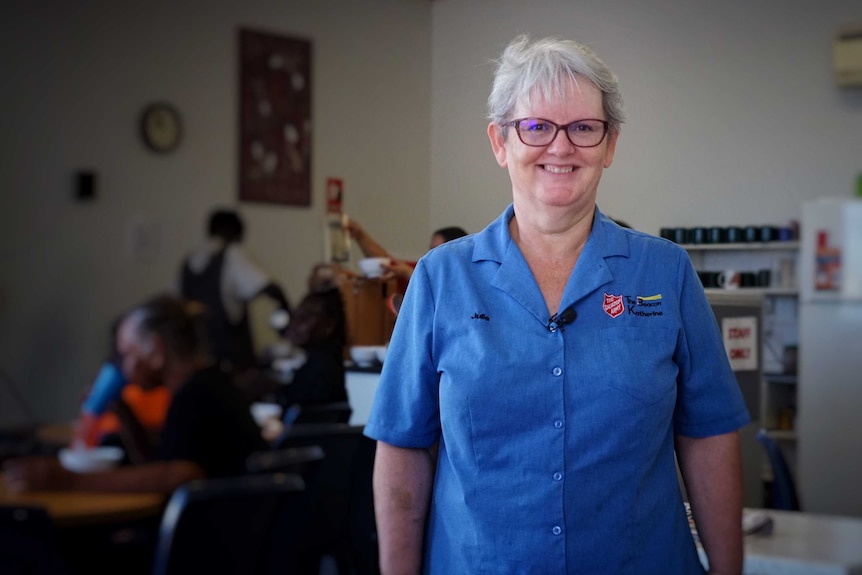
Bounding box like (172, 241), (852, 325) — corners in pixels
(112, 397), (156, 465)
(675, 431), (744, 575)
(373, 441), (436, 575)
(346, 219), (390, 259)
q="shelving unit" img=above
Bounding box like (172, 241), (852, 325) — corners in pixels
(684, 241), (800, 485)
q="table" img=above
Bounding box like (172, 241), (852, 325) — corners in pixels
(700, 509), (862, 575)
(0, 473), (166, 528)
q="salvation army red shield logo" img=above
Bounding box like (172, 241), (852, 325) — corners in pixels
(603, 293), (625, 318)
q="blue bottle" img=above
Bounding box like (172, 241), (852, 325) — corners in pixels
(81, 361), (127, 416)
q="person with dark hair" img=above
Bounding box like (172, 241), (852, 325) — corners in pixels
(430, 225), (469, 246)
(3, 295), (267, 494)
(179, 208), (290, 372)
(345, 219), (468, 284)
(276, 286), (349, 408)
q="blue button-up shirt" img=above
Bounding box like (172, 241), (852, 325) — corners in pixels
(365, 205), (750, 574)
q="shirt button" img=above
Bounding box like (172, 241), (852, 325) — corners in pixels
(552, 526), (562, 535)
(554, 420), (563, 429)
(553, 472), (562, 481)
(552, 367), (562, 376)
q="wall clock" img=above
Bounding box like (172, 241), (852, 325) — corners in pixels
(140, 102), (182, 153)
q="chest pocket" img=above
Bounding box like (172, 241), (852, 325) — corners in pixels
(592, 326), (679, 405)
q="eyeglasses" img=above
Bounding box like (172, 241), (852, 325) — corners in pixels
(505, 117), (609, 148)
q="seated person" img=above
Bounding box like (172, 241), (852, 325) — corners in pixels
(345, 219), (467, 285)
(93, 383), (172, 462)
(276, 276), (349, 410)
(72, 317), (173, 456)
(3, 295), (268, 494)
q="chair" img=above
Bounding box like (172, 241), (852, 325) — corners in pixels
(151, 472), (308, 575)
(282, 401), (353, 427)
(0, 505), (74, 575)
(246, 444), (326, 476)
(277, 424), (379, 575)
(756, 429), (801, 511)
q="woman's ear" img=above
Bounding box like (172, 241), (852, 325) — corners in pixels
(488, 122), (508, 168)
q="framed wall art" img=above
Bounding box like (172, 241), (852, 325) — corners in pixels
(238, 28), (312, 206)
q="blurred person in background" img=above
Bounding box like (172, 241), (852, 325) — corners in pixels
(72, 316), (172, 460)
(4, 295), (267, 494)
(345, 219), (467, 285)
(276, 265), (349, 409)
(179, 208), (291, 373)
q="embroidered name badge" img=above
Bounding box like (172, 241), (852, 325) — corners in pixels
(627, 294), (664, 317)
(603, 293), (625, 318)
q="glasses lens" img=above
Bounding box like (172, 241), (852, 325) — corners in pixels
(566, 120), (606, 147)
(515, 119), (556, 146)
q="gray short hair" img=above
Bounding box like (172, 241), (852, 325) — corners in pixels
(487, 35), (625, 133)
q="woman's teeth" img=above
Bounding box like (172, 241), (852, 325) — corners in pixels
(543, 165), (574, 174)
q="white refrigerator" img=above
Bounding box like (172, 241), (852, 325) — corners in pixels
(797, 198), (862, 518)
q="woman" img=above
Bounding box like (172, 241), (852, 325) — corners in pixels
(365, 35), (748, 574)
(4, 295), (267, 493)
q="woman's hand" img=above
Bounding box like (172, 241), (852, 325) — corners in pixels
(382, 258), (414, 282)
(344, 218), (366, 241)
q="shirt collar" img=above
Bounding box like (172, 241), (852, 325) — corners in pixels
(472, 203), (632, 314)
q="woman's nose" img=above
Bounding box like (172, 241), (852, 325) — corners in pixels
(546, 128), (575, 153)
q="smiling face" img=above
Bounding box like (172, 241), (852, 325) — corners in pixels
(488, 75), (619, 224)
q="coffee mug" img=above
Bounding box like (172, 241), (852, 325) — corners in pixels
(717, 270), (741, 289)
(760, 226), (777, 242)
(726, 227), (744, 243)
(659, 228), (675, 241)
(756, 269), (771, 287)
(777, 227), (793, 241)
(740, 272), (756, 287)
(698, 271), (722, 288)
(672, 227), (689, 244)
(708, 226), (726, 244)
(691, 227), (708, 244)
(743, 226), (759, 243)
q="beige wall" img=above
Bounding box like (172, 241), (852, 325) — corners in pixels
(0, 0), (432, 423)
(430, 0), (862, 235)
(2, 0), (861, 425)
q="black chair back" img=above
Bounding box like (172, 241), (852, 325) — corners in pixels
(276, 424), (379, 575)
(246, 444), (326, 476)
(151, 472), (308, 575)
(282, 401), (353, 428)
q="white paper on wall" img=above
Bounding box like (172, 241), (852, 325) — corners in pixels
(722, 316), (758, 371)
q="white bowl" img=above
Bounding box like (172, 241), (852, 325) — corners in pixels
(375, 346), (388, 363)
(59, 446), (124, 473)
(358, 257), (390, 278)
(250, 402), (283, 426)
(350, 345), (386, 365)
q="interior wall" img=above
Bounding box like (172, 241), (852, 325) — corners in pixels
(429, 0), (862, 236)
(0, 0), (432, 425)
